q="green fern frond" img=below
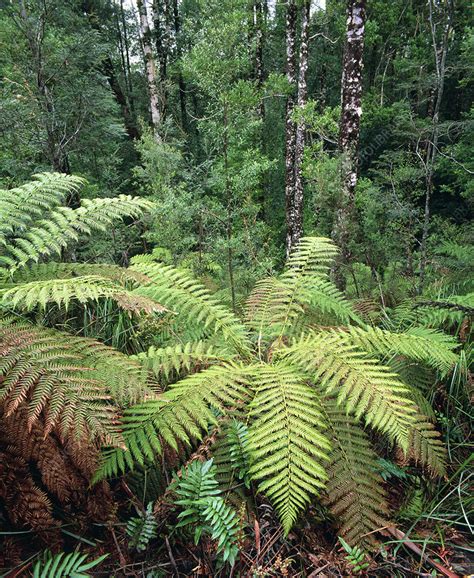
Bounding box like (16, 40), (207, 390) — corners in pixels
(0, 173), (153, 271)
(299, 277), (360, 325)
(0, 173), (84, 247)
(266, 237), (339, 337)
(247, 363), (331, 534)
(244, 238), (357, 340)
(245, 275), (358, 344)
(3, 262), (150, 286)
(134, 341), (233, 380)
(388, 295), (473, 332)
(407, 418), (446, 476)
(244, 276), (284, 336)
(340, 326), (459, 376)
(211, 420), (251, 499)
(174, 459), (240, 564)
(131, 262), (251, 353)
(413, 294), (474, 329)
(282, 332), (418, 448)
(322, 397), (388, 545)
(284, 236), (339, 276)
(32, 550), (108, 578)
(95, 363), (250, 479)
(1, 275), (166, 315)
(201, 498), (240, 563)
(126, 502), (158, 552)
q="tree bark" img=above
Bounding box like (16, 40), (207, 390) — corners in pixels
(332, 0), (366, 288)
(284, 0), (298, 257)
(418, 0), (452, 292)
(292, 0), (311, 254)
(136, 0), (162, 140)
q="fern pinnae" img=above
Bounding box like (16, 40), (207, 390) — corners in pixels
(95, 363), (250, 480)
(135, 341), (233, 380)
(341, 325), (459, 376)
(281, 331), (418, 449)
(321, 396), (389, 545)
(247, 363), (331, 534)
(131, 262), (251, 354)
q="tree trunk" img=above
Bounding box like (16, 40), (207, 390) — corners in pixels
(332, 0), (366, 288)
(136, 0), (162, 140)
(418, 0), (452, 292)
(284, 0), (298, 257)
(292, 0), (311, 254)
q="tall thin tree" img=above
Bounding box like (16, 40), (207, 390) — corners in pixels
(292, 0), (311, 252)
(284, 0), (298, 256)
(332, 0), (366, 287)
(136, 0), (162, 140)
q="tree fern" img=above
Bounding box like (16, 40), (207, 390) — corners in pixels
(92, 236), (455, 543)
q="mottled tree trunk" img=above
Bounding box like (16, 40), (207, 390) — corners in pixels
(292, 0), (311, 253)
(418, 0), (452, 292)
(332, 0), (366, 288)
(284, 0), (298, 257)
(136, 0), (162, 140)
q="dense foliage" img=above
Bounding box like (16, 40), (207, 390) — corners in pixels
(0, 0), (472, 575)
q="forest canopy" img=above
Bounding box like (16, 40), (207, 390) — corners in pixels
(0, 0), (472, 576)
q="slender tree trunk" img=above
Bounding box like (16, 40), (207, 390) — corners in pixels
(136, 0), (162, 140)
(284, 0), (298, 257)
(292, 0), (311, 252)
(332, 0), (366, 288)
(418, 0), (452, 292)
